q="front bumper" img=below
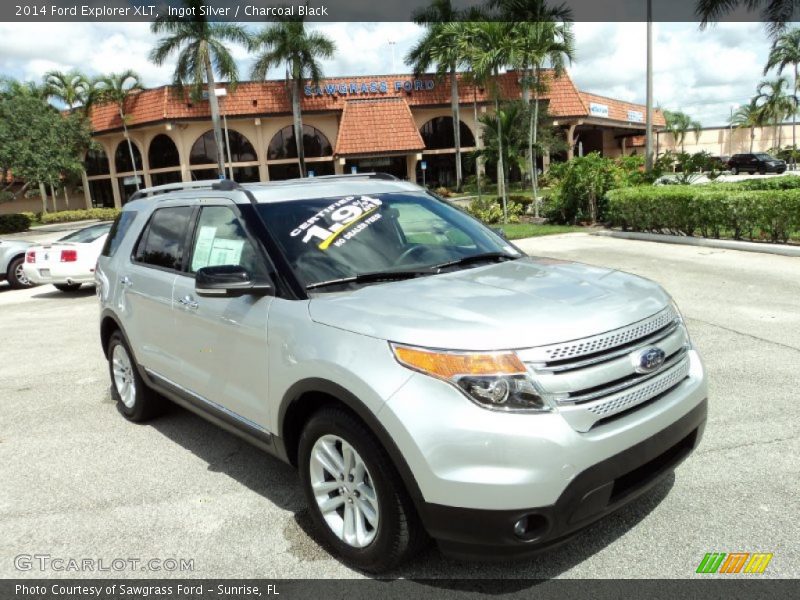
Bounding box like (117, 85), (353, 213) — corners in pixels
(420, 398), (707, 559)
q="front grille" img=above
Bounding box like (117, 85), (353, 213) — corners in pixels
(521, 307), (692, 432)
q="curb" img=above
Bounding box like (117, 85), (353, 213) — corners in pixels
(593, 230), (800, 257)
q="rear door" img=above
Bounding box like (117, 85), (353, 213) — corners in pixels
(122, 204), (194, 383)
(171, 201), (273, 429)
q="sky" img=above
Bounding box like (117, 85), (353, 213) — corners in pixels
(0, 21), (781, 127)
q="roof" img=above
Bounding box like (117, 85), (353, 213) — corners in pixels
(334, 98), (424, 156)
(579, 92), (666, 127)
(87, 71), (659, 134)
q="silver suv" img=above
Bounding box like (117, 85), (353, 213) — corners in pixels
(96, 175), (707, 572)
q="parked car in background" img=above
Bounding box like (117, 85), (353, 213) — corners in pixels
(727, 153), (786, 175)
(23, 222), (112, 292)
(0, 238), (36, 288)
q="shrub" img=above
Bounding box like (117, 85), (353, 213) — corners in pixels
(548, 153), (624, 224)
(20, 211), (41, 224)
(0, 213), (32, 234)
(40, 208), (119, 224)
(607, 186), (800, 243)
(467, 197), (525, 224)
(434, 186), (453, 198)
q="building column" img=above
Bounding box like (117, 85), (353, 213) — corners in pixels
(406, 154), (419, 182)
(621, 137), (627, 155)
(138, 137), (153, 189)
(253, 118), (269, 182)
(106, 141), (122, 209)
(334, 158), (345, 175)
(566, 123), (578, 160)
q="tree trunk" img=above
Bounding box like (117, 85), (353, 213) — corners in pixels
(494, 71), (507, 223)
(121, 108), (140, 191)
(450, 64), (462, 192)
(63, 185), (70, 209)
(794, 63), (798, 168)
(530, 65), (540, 220)
(203, 44), (227, 179)
(473, 84), (482, 201)
(291, 68), (306, 178)
(49, 182), (57, 212)
(39, 182), (48, 214)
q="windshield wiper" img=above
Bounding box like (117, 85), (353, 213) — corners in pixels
(306, 270), (429, 291)
(429, 252), (521, 272)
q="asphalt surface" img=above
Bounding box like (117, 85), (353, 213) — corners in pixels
(0, 233), (797, 581)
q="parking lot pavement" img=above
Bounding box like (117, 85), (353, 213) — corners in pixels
(0, 235), (798, 582)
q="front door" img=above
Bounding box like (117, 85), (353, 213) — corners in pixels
(171, 203), (273, 430)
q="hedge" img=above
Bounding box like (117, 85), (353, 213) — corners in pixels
(40, 208), (120, 224)
(0, 213), (32, 234)
(607, 187), (800, 243)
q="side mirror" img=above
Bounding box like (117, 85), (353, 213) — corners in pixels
(491, 227), (509, 241)
(195, 265), (273, 298)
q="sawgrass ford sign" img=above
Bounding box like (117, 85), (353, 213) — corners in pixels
(305, 79), (436, 96)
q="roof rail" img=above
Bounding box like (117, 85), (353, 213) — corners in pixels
(128, 179), (242, 202)
(303, 172), (399, 182)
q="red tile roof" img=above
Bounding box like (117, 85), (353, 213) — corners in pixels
(87, 71), (658, 133)
(334, 98), (424, 156)
(579, 92), (666, 127)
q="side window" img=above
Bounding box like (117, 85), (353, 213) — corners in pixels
(189, 206), (263, 276)
(133, 206), (193, 270)
(395, 202), (475, 247)
(101, 211), (137, 257)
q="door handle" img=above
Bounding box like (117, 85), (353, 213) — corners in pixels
(120, 276), (132, 288)
(177, 295), (199, 310)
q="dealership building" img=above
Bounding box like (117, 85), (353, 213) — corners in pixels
(27, 70), (666, 211)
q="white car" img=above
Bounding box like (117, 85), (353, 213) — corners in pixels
(22, 222), (112, 292)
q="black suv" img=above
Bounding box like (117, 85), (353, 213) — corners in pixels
(727, 153), (786, 175)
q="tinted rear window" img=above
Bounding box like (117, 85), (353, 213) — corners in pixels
(102, 212), (138, 257)
(59, 223), (112, 244)
(133, 207), (192, 271)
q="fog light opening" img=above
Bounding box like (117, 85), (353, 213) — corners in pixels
(513, 514), (549, 541)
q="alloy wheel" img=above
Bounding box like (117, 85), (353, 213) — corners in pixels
(112, 344), (136, 408)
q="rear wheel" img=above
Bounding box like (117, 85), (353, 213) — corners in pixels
(730, 166), (738, 175)
(107, 331), (163, 422)
(7, 256), (34, 289)
(54, 283), (82, 292)
(298, 407), (426, 572)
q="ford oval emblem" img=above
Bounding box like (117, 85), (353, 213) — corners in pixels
(632, 347), (666, 374)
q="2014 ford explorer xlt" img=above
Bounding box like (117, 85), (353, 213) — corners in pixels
(96, 175), (707, 572)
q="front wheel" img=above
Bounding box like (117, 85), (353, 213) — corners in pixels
(107, 331), (163, 422)
(7, 256), (34, 289)
(54, 283), (82, 292)
(730, 167), (738, 175)
(298, 407), (426, 572)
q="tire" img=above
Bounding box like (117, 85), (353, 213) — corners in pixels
(730, 167), (738, 175)
(748, 170), (755, 175)
(298, 407), (426, 572)
(54, 283), (82, 292)
(107, 331), (163, 422)
(7, 256), (34, 289)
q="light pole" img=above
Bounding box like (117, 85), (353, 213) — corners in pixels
(215, 87), (234, 180)
(388, 41), (396, 73)
(728, 103), (739, 158)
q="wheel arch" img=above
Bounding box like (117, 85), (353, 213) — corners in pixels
(278, 378), (425, 506)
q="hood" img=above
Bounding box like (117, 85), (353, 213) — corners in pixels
(308, 257), (671, 351)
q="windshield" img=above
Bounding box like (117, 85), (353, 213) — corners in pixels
(754, 153), (773, 160)
(258, 192), (520, 290)
(58, 223), (112, 244)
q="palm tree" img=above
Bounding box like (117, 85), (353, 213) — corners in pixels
(492, 1), (575, 218)
(731, 99), (768, 152)
(697, 0), (793, 38)
(407, 1), (470, 191)
(150, 0), (250, 179)
(755, 76), (795, 147)
(764, 28), (800, 159)
(96, 71), (144, 190)
(466, 22), (516, 222)
(663, 110), (702, 153)
(43, 70), (93, 111)
(250, 17), (335, 178)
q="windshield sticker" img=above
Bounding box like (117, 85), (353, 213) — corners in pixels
(290, 195), (383, 250)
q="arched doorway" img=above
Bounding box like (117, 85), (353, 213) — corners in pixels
(418, 117), (476, 188)
(84, 146), (114, 208)
(190, 129), (260, 183)
(114, 141), (143, 204)
(267, 124), (334, 180)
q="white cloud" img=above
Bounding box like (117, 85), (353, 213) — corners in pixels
(0, 21), (781, 126)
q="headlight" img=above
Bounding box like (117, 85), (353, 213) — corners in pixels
(390, 343), (551, 412)
(670, 300), (693, 348)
